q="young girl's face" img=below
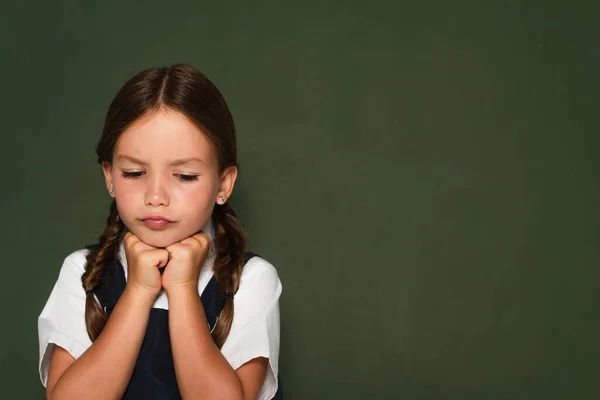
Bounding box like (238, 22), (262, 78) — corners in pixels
(101, 107), (237, 248)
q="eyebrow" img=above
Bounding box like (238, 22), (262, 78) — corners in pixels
(116, 155), (206, 166)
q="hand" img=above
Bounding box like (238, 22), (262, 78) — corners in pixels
(162, 232), (211, 294)
(123, 232), (170, 297)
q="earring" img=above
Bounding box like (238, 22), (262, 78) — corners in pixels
(109, 187), (114, 196)
(218, 195), (225, 203)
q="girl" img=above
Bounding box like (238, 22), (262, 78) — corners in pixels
(37, 64), (282, 400)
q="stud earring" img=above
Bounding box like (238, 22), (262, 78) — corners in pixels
(109, 187), (114, 196)
(218, 195), (225, 203)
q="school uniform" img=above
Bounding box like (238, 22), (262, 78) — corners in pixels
(38, 219), (282, 399)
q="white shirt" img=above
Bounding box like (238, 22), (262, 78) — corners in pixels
(38, 220), (282, 400)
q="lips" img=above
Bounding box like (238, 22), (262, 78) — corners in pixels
(141, 215), (174, 230)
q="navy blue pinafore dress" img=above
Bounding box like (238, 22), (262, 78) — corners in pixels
(90, 250), (283, 399)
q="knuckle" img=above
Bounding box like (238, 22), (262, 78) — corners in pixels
(131, 241), (143, 253)
(180, 246), (193, 258)
(197, 233), (210, 248)
(201, 233), (211, 246)
(167, 243), (180, 253)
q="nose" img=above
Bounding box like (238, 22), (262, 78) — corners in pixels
(145, 174), (170, 207)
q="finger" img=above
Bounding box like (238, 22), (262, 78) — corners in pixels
(189, 232), (211, 249)
(124, 232), (145, 251)
(131, 240), (150, 254)
(130, 237), (160, 254)
(140, 249), (170, 268)
(166, 243), (195, 260)
(165, 242), (182, 254)
(177, 236), (208, 256)
(124, 232), (137, 246)
(182, 235), (210, 261)
(154, 249), (170, 267)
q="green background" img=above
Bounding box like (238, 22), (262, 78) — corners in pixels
(1, 1), (598, 399)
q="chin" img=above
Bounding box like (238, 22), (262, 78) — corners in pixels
(130, 229), (184, 249)
(139, 236), (176, 248)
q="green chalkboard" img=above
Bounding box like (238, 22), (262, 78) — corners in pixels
(1, 1), (598, 399)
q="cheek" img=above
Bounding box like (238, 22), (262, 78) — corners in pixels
(113, 194), (139, 227)
(175, 185), (217, 237)
(113, 181), (140, 209)
(179, 183), (217, 214)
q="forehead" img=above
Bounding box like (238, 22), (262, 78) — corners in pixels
(115, 108), (216, 165)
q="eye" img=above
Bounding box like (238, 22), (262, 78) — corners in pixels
(176, 174), (199, 182)
(121, 171), (144, 179)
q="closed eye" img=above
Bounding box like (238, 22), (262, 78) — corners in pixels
(120, 171), (198, 182)
(121, 171), (144, 179)
(176, 174), (199, 182)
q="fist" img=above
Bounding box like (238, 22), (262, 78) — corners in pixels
(123, 232), (170, 296)
(162, 232), (211, 294)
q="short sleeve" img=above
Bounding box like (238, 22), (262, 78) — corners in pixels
(220, 256), (282, 400)
(37, 249), (93, 387)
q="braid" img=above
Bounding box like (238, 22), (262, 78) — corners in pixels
(81, 200), (125, 342)
(210, 202), (247, 348)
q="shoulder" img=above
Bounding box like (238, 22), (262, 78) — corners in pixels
(236, 255), (282, 302)
(64, 248), (89, 269)
(240, 256), (281, 289)
(64, 248), (89, 265)
(56, 248), (90, 280)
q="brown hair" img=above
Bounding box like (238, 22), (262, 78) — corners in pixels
(81, 64), (246, 348)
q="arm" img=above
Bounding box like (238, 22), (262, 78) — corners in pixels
(46, 233), (169, 400)
(46, 286), (156, 400)
(163, 234), (277, 400)
(168, 287), (268, 400)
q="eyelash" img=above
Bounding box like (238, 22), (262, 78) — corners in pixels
(120, 171), (199, 182)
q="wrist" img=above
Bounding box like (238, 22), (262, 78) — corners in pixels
(123, 283), (160, 306)
(164, 283), (199, 300)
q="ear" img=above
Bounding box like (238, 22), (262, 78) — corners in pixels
(216, 166), (238, 204)
(101, 161), (115, 197)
